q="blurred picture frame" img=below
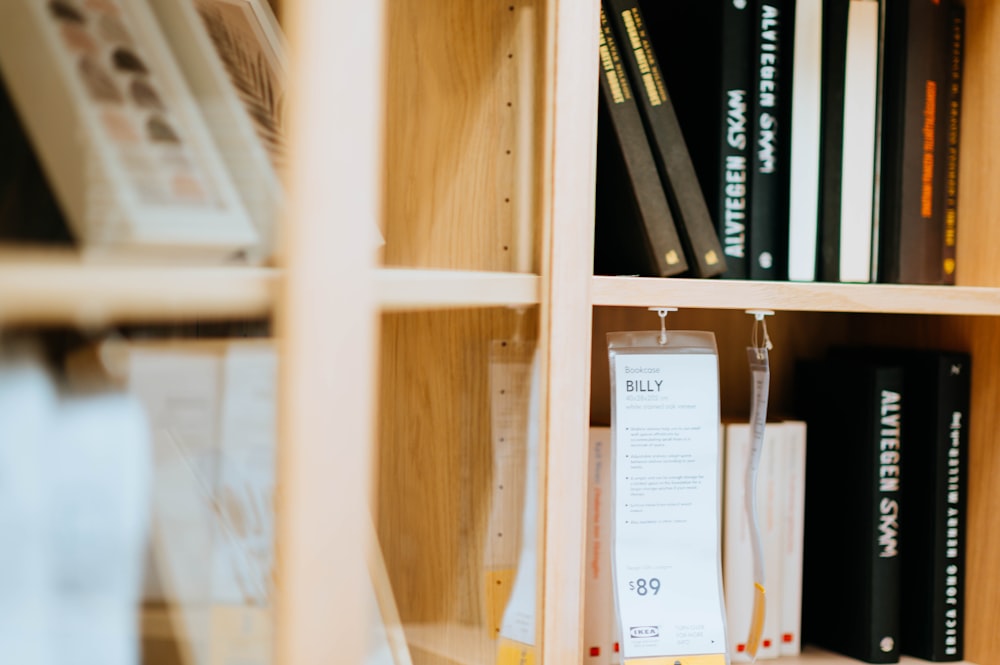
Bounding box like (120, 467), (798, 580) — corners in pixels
(0, 0), (259, 261)
(148, 0), (288, 264)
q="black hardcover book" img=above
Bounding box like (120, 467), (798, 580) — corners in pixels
(718, 0), (753, 279)
(817, 0), (887, 283)
(827, 346), (971, 660)
(878, 0), (950, 284)
(640, 0), (753, 279)
(941, 1), (964, 285)
(817, 0), (850, 282)
(0, 71), (72, 244)
(796, 357), (903, 663)
(603, 0), (727, 278)
(749, 0), (793, 280)
(594, 7), (688, 278)
(637, 1), (751, 279)
(896, 350), (969, 661)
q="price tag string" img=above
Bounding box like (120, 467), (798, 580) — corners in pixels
(744, 309), (774, 662)
(647, 307), (678, 345)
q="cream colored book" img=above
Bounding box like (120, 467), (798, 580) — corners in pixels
(584, 427), (618, 664)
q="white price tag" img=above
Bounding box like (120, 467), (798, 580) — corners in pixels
(612, 351), (726, 662)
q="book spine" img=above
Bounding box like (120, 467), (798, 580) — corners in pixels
(749, 0), (792, 280)
(759, 423), (786, 659)
(787, 0), (822, 282)
(48, 393), (152, 665)
(722, 423), (755, 661)
(779, 421), (807, 655)
(932, 353), (969, 660)
(941, 3), (964, 285)
(867, 367), (902, 662)
(585, 428), (617, 663)
(604, 0), (727, 277)
(837, 0), (880, 283)
(818, 0), (851, 282)
(719, 0), (752, 279)
(869, 0), (889, 284)
(0, 356), (55, 664)
(880, 0), (950, 284)
(596, 7), (688, 277)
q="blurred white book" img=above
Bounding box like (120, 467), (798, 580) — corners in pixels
(46, 390), (152, 665)
(0, 351), (56, 663)
(779, 421), (807, 656)
(1, 348), (153, 665)
(124, 340), (276, 665)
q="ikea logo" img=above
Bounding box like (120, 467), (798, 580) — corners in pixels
(630, 626), (660, 639)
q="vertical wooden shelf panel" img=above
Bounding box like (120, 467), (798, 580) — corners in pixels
(537, 0), (600, 661)
(383, 0), (543, 273)
(378, 0), (550, 660)
(275, 0), (383, 664)
(955, 0), (1000, 288)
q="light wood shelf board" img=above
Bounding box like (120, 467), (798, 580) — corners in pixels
(0, 263), (276, 325)
(397, 630), (978, 665)
(593, 276), (1000, 316)
(793, 647), (976, 665)
(375, 269), (539, 310)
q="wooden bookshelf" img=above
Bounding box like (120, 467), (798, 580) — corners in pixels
(327, 0), (1000, 662)
(3, 0), (992, 661)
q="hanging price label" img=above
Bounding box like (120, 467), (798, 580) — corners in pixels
(608, 338), (727, 664)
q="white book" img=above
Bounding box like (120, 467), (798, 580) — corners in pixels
(213, 343), (278, 608)
(126, 344), (223, 665)
(787, 0), (824, 282)
(723, 422), (784, 661)
(723, 423), (753, 662)
(779, 420), (808, 656)
(838, 0), (881, 283)
(0, 353), (56, 664)
(46, 390), (152, 665)
(584, 427), (617, 664)
(759, 423), (785, 659)
(124, 340), (279, 665)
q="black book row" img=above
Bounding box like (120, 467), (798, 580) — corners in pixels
(594, 0), (965, 286)
(797, 347), (969, 663)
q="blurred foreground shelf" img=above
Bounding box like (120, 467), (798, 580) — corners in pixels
(0, 250), (277, 326)
(0, 249), (542, 326)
